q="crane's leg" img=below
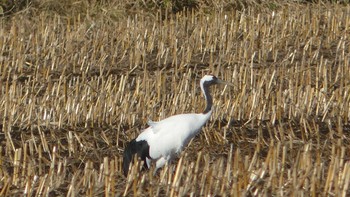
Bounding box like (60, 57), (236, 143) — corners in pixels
(153, 157), (167, 175)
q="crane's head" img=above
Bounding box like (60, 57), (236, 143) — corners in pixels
(200, 75), (233, 87)
(200, 74), (233, 114)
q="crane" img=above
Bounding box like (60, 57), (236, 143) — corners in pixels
(122, 74), (231, 176)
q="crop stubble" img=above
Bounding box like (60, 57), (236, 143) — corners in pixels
(0, 2), (350, 196)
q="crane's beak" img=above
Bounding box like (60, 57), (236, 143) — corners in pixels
(216, 79), (234, 87)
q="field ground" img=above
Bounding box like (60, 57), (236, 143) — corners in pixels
(1, 0), (350, 196)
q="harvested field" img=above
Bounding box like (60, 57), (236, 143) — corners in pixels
(1, 1), (350, 196)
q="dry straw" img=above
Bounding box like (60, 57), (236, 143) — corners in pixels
(0, 1), (350, 196)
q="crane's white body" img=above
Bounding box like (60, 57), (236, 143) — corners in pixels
(136, 111), (212, 171)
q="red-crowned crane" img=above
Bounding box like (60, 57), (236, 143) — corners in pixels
(122, 75), (231, 176)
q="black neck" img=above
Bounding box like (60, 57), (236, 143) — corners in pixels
(203, 83), (213, 114)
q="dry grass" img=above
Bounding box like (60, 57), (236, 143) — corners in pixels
(1, 1), (350, 196)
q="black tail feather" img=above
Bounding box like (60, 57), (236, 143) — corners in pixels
(122, 139), (150, 176)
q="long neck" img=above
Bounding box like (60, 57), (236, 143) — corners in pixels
(201, 82), (213, 114)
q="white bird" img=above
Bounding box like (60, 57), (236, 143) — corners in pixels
(122, 74), (231, 176)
